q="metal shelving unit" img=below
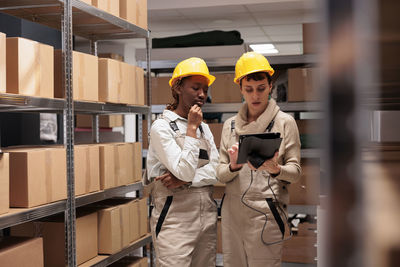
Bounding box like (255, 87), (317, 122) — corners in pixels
(0, 0), (152, 266)
(0, 182), (143, 230)
(84, 234), (152, 267)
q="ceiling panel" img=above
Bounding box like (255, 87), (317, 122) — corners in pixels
(262, 24), (302, 35)
(175, 5), (247, 18)
(191, 14), (258, 29)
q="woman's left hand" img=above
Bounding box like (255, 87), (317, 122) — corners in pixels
(247, 151), (281, 175)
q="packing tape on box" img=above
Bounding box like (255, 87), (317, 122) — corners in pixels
(85, 147), (91, 193)
(78, 54), (85, 100)
(119, 205), (124, 248)
(34, 43), (41, 96)
(45, 150), (53, 203)
(117, 62), (122, 103)
(114, 145), (120, 186)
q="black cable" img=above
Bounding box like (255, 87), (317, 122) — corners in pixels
(240, 170), (292, 246)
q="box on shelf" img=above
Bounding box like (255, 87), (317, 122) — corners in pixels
(208, 123), (223, 148)
(211, 74), (242, 103)
(99, 58), (122, 103)
(109, 256), (147, 267)
(121, 61), (136, 105)
(6, 37), (54, 98)
(282, 236), (317, 264)
(287, 68), (320, 102)
(75, 145), (100, 196)
(76, 114), (124, 128)
(0, 153), (9, 215)
(142, 119), (149, 149)
(119, 0), (137, 25)
(131, 142), (142, 183)
(5, 147), (67, 208)
(11, 211), (98, 266)
(0, 32), (5, 93)
(97, 200), (131, 254)
(54, 50), (98, 102)
(98, 53), (124, 62)
(129, 200), (141, 242)
(138, 198), (148, 237)
(297, 222), (317, 237)
(114, 143), (131, 186)
(150, 77), (173, 105)
(303, 23), (319, 54)
(99, 144), (117, 190)
(92, 0), (120, 17)
(289, 158), (320, 205)
(136, 0), (147, 29)
(0, 237), (44, 267)
(135, 66), (145, 105)
(296, 119), (321, 135)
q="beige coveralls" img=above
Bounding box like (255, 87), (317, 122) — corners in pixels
(217, 99), (302, 267)
(145, 110), (219, 267)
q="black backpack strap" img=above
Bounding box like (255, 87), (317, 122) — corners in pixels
(231, 120), (235, 133)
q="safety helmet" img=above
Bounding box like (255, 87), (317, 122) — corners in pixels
(234, 52), (274, 84)
(169, 57), (216, 87)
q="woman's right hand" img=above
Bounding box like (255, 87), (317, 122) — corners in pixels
(228, 142), (244, 172)
(187, 104), (202, 138)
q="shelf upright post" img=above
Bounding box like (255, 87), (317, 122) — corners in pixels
(89, 40), (100, 143)
(62, 0), (77, 266)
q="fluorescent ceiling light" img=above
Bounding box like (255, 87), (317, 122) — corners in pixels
(250, 44), (279, 54)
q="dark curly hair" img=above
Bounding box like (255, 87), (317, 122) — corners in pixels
(239, 72), (272, 86)
(166, 77), (188, 110)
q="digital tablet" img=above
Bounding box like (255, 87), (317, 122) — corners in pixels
(237, 133), (282, 168)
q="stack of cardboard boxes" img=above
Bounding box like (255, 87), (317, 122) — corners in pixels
(0, 237), (44, 267)
(85, 0), (147, 29)
(0, 32), (146, 106)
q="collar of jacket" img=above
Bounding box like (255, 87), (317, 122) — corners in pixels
(162, 109), (185, 122)
(235, 98), (280, 135)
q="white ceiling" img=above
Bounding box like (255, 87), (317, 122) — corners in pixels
(148, 0), (320, 55)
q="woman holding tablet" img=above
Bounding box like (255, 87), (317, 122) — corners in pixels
(216, 52), (302, 267)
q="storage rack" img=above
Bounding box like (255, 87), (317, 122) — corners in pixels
(144, 55), (320, 266)
(0, 0), (152, 266)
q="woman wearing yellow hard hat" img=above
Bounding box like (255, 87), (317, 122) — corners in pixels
(216, 52), (302, 267)
(145, 57), (219, 267)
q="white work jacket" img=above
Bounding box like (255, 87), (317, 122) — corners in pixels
(146, 109), (219, 187)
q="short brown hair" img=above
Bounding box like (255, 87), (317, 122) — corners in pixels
(240, 72), (272, 86)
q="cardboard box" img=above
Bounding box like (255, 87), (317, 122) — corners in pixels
(76, 114), (124, 128)
(287, 68), (320, 102)
(303, 23), (319, 54)
(11, 211), (98, 266)
(133, 142), (143, 183)
(98, 53), (124, 62)
(110, 256), (147, 267)
(99, 144), (117, 190)
(121, 62), (136, 105)
(142, 119), (149, 149)
(119, 0), (136, 25)
(138, 198), (148, 237)
(54, 50), (98, 102)
(98, 201), (130, 254)
(75, 145), (100, 196)
(80, 0), (92, 4)
(208, 123), (223, 148)
(297, 222), (317, 237)
(282, 236), (317, 264)
(296, 119), (321, 135)
(6, 37), (54, 98)
(6, 147), (67, 208)
(150, 77), (173, 105)
(92, 0), (119, 17)
(0, 32), (5, 93)
(99, 58), (122, 103)
(289, 159), (320, 205)
(0, 237), (44, 267)
(211, 74), (242, 103)
(0, 153), (9, 215)
(129, 200), (141, 242)
(135, 67), (145, 105)
(114, 143), (130, 186)
(136, 0), (147, 29)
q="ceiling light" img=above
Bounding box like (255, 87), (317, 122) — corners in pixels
(250, 44), (279, 54)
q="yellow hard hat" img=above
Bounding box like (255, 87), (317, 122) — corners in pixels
(234, 52), (274, 84)
(169, 57), (216, 87)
